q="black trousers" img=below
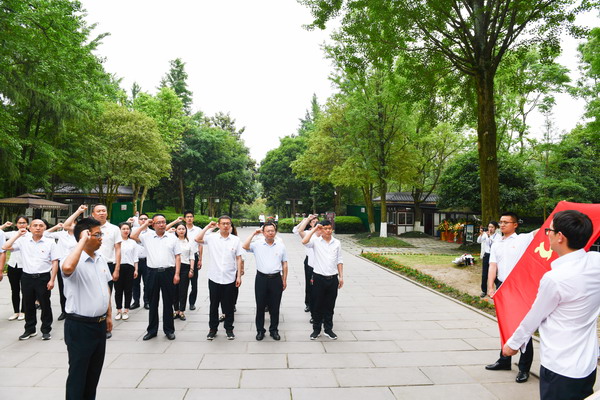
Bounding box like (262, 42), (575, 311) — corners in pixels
(188, 253), (199, 307)
(208, 279), (235, 331)
(146, 267), (175, 335)
(57, 263), (66, 314)
(107, 262), (115, 292)
(255, 272), (283, 333)
(311, 273), (338, 332)
(64, 317), (107, 400)
(497, 337), (534, 372)
(173, 263), (191, 312)
(132, 257), (148, 305)
(540, 366), (596, 400)
(21, 272), (52, 334)
(304, 256), (313, 309)
(7, 266), (23, 313)
(114, 264), (135, 310)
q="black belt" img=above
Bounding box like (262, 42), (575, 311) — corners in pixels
(257, 271), (281, 278)
(23, 272), (50, 278)
(66, 313), (107, 323)
(156, 267), (174, 272)
(314, 272), (337, 280)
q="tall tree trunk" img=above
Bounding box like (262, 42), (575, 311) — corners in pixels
(379, 179), (388, 237)
(132, 183), (140, 214)
(334, 186), (342, 216)
(361, 184), (376, 233)
(140, 186), (148, 213)
(475, 71), (500, 224)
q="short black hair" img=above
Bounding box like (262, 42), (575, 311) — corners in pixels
(553, 210), (593, 250)
(218, 215), (232, 223)
(489, 221), (499, 229)
(15, 215), (29, 224)
(74, 217), (101, 242)
(91, 204), (107, 213)
(152, 213), (166, 220)
(320, 219), (332, 227)
(501, 212), (519, 223)
(139, 213), (149, 219)
(262, 222), (278, 232)
(183, 210), (194, 218)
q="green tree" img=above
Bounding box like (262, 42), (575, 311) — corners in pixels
(301, 0), (591, 225)
(160, 58), (193, 115)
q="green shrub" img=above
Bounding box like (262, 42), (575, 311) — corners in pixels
(277, 218), (295, 233)
(334, 216), (365, 233)
(151, 211), (240, 228)
(399, 231), (431, 238)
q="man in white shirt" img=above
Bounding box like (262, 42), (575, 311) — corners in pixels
(243, 222), (288, 341)
(183, 211), (203, 311)
(503, 210), (600, 400)
(2, 219), (59, 340)
(302, 219), (344, 340)
(130, 213), (150, 310)
(61, 217), (113, 400)
(131, 214), (181, 341)
(486, 212), (539, 383)
(196, 216), (243, 340)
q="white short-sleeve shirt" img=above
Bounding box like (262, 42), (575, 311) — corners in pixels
(204, 233), (243, 284)
(120, 238), (139, 266)
(99, 222), (122, 264)
(304, 236), (343, 276)
(248, 238), (287, 274)
(489, 232), (534, 282)
(63, 251), (112, 317)
(11, 235), (59, 274)
(139, 231), (181, 268)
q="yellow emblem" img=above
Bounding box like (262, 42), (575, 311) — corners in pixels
(534, 242), (553, 261)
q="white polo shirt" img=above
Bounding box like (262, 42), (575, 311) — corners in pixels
(304, 235), (343, 276)
(63, 251), (112, 317)
(5, 231), (23, 268)
(11, 235), (59, 274)
(293, 224), (315, 266)
(120, 238), (139, 266)
(99, 222), (122, 264)
(248, 238), (288, 274)
(45, 231), (77, 263)
(204, 233), (243, 284)
(489, 232), (534, 282)
(185, 225), (201, 255)
(174, 236), (195, 265)
(139, 230), (181, 268)
(507, 249), (600, 378)
(0, 230), (5, 254)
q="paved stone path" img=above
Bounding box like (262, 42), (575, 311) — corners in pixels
(0, 227), (554, 399)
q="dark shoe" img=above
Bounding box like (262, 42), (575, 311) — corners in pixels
(58, 312), (66, 321)
(106, 332), (112, 339)
(144, 303), (150, 310)
(304, 306), (310, 312)
(42, 333), (51, 340)
(226, 330), (235, 340)
(310, 330), (320, 340)
(270, 331), (281, 341)
(324, 330), (337, 340)
(256, 331), (265, 341)
(219, 314), (226, 322)
(207, 330), (217, 340)
(480, 292), (487, 298)
(309, 318), (314, 324)
(173, 313), (179, 320)
(264, 306), (268, 313)
(234, 306), (237, 312)
(485, 361), (511, 371)
(516, 371), (529, 383)
(19, 331), (37, 340)
(35, 303), (41, 310)
(189, 304), (196, 310)
(179, 313), (186, 321)
(143, 332), (157, 341)
(166, 333), (176, 340)
(130, 302), (140, 310)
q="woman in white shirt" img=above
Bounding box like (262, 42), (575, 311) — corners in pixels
(4, 216), (30, 321)
(477, 221), (501, 297)
(173, 223), (195, 321)
(114, 223), (139, 321)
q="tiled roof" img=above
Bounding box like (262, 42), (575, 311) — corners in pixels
(373, 192), (438, 203)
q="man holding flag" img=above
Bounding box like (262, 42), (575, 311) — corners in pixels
(485, 212), (538, 383)
(502, 210), (600, 400)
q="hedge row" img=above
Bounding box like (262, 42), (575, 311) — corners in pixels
(149, 212), (241, 228)
(276, 216), (365, 234)
(361, 252), (496, 315)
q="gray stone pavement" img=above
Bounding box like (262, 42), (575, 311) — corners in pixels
(0, 227), (556, 399)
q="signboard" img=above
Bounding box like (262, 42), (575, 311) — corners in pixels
(465, 224), (474, 242)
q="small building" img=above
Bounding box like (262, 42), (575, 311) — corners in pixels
(348, 192), (478, 236)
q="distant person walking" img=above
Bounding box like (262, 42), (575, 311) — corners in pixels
(0, 216), (30, 321)
(477, 221), (500, 297)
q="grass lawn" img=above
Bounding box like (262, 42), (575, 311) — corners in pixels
(353, 232), (414, 248)
(386, 254), (457, 266)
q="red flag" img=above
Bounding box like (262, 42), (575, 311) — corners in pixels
(494, 201), (600, 346)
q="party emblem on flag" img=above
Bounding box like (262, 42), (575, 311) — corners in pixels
(533, 242), (553, 261)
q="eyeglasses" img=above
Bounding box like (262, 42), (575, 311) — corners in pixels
(544, 228), (558, 236)
(498, 221), (515, 225)
(91, 232), (104, 238)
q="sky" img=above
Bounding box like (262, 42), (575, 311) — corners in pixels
(80, 1), (599, 163)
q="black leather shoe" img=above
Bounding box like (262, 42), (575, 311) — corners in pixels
(166, 333), (176, 340)
(516, 371), (529, 383)
(304, 306), (310, 312)
(485, 361), (511, 370)
(57, 312), (66, 321)
(189, 304), (196, 310)
(130, 302), (140, 310)
(144, 303), (150, 310)
(143, 332), (157, 341)
(270, 331), (281, 341)
(256, 331), (265, 341)
(106, 332), (112, 339)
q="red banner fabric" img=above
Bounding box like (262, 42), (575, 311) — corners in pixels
(494, 201), (600, 346)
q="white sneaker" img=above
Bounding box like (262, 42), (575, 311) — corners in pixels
(114, 312), (122, 320)
(8, 313), (19, 321)
(17, 313), (25, 320)
(122, 312), (129, 321)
